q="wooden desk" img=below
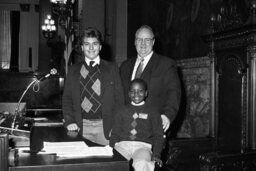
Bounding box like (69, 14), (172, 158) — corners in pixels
(9, 126), (129, 171)
(9, 149), (129, 171)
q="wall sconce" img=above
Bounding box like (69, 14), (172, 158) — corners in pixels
(50, 0), (75, 29)
(41, 14), (56, 40)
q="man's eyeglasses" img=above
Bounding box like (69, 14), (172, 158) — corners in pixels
(135, 38), (154, 44)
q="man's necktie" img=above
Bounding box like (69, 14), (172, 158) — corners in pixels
(135, 58), (144, 78)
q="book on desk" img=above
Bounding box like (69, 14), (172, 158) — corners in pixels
(42, 141), (113, 158)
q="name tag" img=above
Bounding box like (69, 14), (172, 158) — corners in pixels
(139, 113), (148, 119)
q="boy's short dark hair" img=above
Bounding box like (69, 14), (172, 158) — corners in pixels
(80, 27), (102, 45)
(130, 78), (148, 91)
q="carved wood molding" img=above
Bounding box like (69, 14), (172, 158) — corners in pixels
(247, 45), (256, 149)
(247, 45), (256, 59)
(177, 56), (211, 69)
(199, 151), (256, 171)
(0, 134), (9, 171)
(203, 28), (256, 50)
(218, 55), (247, 75)
(176, 56), (213, 138)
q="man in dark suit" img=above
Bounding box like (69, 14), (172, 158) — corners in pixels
(62, 27), (124, 145)
(120, 25), (181, 133)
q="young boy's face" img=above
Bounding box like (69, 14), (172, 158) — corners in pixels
(81, 37), (102, 60)
(128, 82), (148, 104)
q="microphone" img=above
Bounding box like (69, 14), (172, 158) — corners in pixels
(38, 68), (58, 82)
(11, 68), (58, 132)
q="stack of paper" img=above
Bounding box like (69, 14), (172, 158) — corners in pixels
(42, 141), (113, 158)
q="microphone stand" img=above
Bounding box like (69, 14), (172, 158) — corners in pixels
(10, 68), (57, 134)
(11, 79), (39, 134)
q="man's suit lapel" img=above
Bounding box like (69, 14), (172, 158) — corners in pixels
(129, 58), (137, 80)
(141, 53), (159, 82)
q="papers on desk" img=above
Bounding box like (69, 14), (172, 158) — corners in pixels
(42, 141), (113, 158)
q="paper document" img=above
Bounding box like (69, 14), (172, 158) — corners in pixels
(42, 141), (113, 158)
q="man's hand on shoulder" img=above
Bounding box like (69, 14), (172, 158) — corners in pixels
(161, 114), (170, 132)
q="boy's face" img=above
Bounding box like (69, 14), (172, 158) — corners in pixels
(81, 37), (102, 60)
(128, 82), (148, 104)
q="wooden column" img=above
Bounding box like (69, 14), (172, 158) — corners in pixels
(248, 44), (256, 149)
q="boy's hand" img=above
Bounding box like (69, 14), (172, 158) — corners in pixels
(67, 123), (80, 132)
(152, 156), (163, 167)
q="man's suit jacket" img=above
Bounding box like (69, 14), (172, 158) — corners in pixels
(120, 52), (181, 123)
(62, 59), (124, 139)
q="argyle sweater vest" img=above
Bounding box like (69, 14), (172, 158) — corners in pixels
(80, 63), (102, 119)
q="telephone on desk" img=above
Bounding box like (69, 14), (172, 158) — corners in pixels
(0, 108), (63, 133)
(0, 106), (63, 149)
(0, 111), (32, 138)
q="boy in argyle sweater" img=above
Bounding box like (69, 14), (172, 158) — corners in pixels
(110, 78), (164, 171)
(62, 27), (124, 145)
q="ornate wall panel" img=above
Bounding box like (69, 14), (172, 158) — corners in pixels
(200, 2), (256, 160)
(177, 56), (212, 138)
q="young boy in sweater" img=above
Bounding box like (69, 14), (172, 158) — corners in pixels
(110, 78), (164, 171)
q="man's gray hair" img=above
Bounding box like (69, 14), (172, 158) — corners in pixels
(135, 25), (155, 38)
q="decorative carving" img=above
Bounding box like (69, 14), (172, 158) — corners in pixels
(247, 45), (256, 59)
(209, 1), (256, 34)
(245, 0), (256, 25)
(218, 55), (247, 75)
(209, 0), (243, 33)
(199, 151), (256, 171)
(177, 56), (212, 138)
(247, 45), (256, 149)
(202, 0), (256, 164)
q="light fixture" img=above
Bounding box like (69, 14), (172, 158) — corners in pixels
(50, 0), (75, 29)
(41, 14), (56, 40)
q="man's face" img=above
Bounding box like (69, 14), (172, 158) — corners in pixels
(128, 82), (148, 104)
(81, 37), (102, 60)
(135, 28), (155, 58)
